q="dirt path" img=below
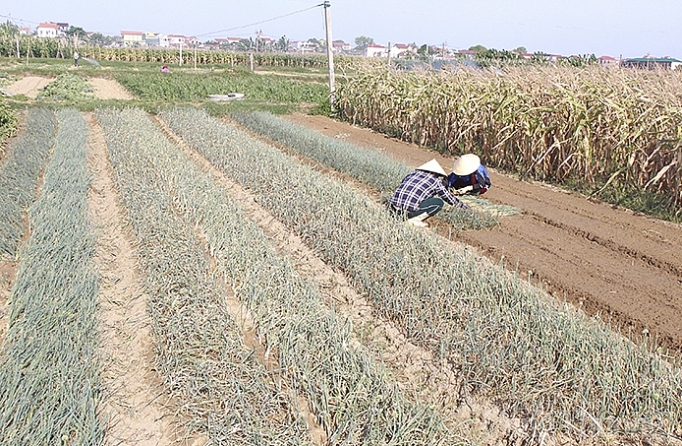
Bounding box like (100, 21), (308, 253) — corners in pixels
(5, 76), (53, 98)
(85, 112), (173, 445)
(4, 76), (133, 100)
(285, 114), (682, 354)
(88, 78), (134, 100)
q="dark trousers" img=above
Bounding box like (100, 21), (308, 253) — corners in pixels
(390, 197), (444, 219)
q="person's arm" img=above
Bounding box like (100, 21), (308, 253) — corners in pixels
(436, 180), (469, 209)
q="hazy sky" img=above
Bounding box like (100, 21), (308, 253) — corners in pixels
(3, 0), (681, 58)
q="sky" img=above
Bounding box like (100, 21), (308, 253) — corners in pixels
(3, 0), (682, 58)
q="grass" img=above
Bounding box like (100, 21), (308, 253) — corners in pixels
(162, 106), (682, 441)
(0, 100), (18, 148)
(37, 72), (93, 101)
(0, 109), (103, 445)
(115, 70), (328, 103)
(0, 108), (56, 257)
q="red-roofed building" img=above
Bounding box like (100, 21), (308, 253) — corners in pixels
(598, 55), (619, 68)
(389, 43), (414, 58)
(37, 22), (59, 38)
(332, 40), (351, 53)
(365, 44), (386, 58)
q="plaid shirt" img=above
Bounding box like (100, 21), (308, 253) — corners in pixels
(390, 170), (467, 211)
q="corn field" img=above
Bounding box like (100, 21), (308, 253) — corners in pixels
(335, 66), (682, 210)
(1, 104), (681, 444)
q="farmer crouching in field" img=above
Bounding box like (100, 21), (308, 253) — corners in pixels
(389, 159), (468, 227)
(447, 153), (492, 196)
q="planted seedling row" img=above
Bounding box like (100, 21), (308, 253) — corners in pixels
(0, 109), (103, 445)
(230, 111), (514, 229)
(99, 107), (455, 444)
(161, 106), (682, 441)
(0, 108), (56, 257)
(96, 107), (312, 444)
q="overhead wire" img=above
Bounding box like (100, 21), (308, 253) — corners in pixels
(196, 4), (324, 38)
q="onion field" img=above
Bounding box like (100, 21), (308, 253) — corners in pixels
(0, 106), (681, 445)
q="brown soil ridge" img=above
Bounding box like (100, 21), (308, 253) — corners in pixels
(88, 78), (134, 100)
(85, 112), (174, 445)
(285, 114), (682, 354)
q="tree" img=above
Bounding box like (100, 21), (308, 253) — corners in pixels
(66, 26), (87, 39)
(468, 44), (487, 53)
(513, 46), (527, 55)
(307, 38), (322, 53)
(87, 32), (114, 47)
(416, 44), (437, 61)
(354, 36), (374, 51)
(275, 35), (290, 53)
(0, 20), (20, 37)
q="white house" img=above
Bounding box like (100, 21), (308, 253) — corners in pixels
(389, 43), (413, 58)
(332, 40), (351, 53)
(145, 32), (169, 48)
(36, 22), (59, 38)
(365, 44), (386, 57)
(168, 34), (194, 48)
(598, 55), (619, 68)
(292, 40), (317, 53)
(121, 30), (145, 46)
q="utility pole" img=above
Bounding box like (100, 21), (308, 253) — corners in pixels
(323, 1), (335, 111)
(387, 41), (391, 67)
(179, 41), (183, 66)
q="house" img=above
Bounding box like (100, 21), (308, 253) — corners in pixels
(121, 30), (145, 46)
(621, 56), (682, 70)
(291, 40), (317, 53)
(365, 44), (386, 58)
(332, 40), (351, 53)
(167, 34), (198, 48)
(36, 22), (59, 38)
(457, 49), (478, 59)
(19, 27), (32, 36)
(145, 32), (169, 48)
(598, 55), (619, 68)
(389, 43), (413, 58)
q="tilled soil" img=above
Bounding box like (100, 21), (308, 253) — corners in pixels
(285, 114), (682, 354)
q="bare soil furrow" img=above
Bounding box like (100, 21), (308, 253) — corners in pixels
(85, 112), (174, 446)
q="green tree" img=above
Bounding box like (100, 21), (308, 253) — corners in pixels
(87, 32), (113, 47)
(0, 20), (20, 37)
(354, 36), (374, 51)
(468, 44), (487, 53)
(66, 26), (87, 39)
(275, 35), (290, 53)
(513, 46), (527, 55)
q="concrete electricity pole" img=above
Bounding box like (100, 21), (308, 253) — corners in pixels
(324, 1), (335, 111)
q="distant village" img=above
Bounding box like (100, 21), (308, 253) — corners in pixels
(18, 21), (682, 70)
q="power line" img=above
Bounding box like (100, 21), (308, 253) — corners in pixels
(0, 13), (41, 26)
(196, 4), (324, 38)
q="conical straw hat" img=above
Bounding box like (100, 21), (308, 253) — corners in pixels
(416, 159), (447, 176)
(452, 154), (481, 175)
